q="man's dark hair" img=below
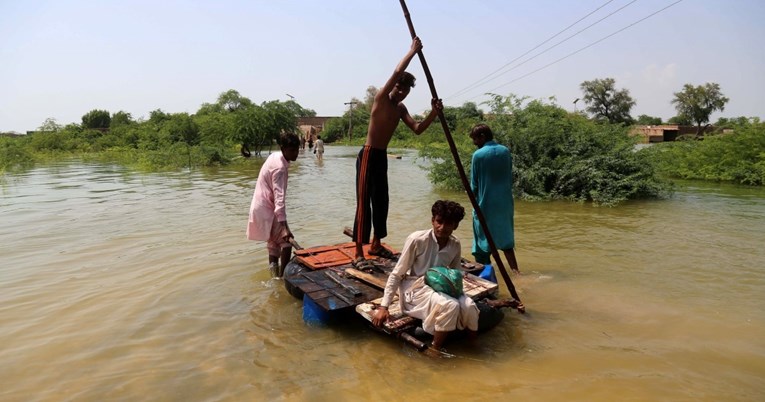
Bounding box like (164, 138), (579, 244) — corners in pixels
(470, 123), (494, 141)
(398, 72), (416, 88)
(279, 132), (300, 148)
(431, 200), (465, 224)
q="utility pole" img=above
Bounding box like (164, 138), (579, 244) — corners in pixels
(573, 98), (580, 113)
(344, 100), (358, 143)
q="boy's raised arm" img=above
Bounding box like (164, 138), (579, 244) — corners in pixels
(400, 98), (443, 135)
(377, 37), (423, 98)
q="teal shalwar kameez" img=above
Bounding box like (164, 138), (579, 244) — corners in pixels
(470, 140), (514, 263)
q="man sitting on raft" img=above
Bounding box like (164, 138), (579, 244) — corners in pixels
(372, 200), (517, 354)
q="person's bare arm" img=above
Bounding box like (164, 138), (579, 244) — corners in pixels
(377, 37), (423, 101)
(400, 98), (443, 135)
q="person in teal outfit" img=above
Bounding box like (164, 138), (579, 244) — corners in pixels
(468, 124), (520, 273)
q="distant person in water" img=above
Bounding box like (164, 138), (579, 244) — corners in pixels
(246, 132), (300, 277)
(468, 124), (519, 273)
(314, 135), (324, 161)
(352, 36), (443, 265)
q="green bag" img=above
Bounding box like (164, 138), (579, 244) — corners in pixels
(424, 267), (464, 298)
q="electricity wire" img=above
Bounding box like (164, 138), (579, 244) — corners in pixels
(465, 0), (685, 102)
(446, 0), (622, 101)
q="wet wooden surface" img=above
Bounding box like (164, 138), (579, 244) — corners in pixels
(286, 268), (383, 311)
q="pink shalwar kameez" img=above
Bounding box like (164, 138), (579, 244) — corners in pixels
(246, 152), (290, 256)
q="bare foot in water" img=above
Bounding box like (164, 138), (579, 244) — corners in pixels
(485, 298), (524, 312)
(423, 345), (447, 358)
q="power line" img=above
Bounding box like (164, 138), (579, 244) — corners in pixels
(467, 0), (685, 102)
(446, 0), (619, 101)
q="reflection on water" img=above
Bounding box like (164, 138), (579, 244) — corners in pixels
(1, 146), (764, 401)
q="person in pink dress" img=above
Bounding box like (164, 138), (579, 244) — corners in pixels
(246, 132), (301, 277)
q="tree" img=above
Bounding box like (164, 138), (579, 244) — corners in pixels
(283, 100), (316, 117)
(668, 115), (692, 125)
(232, 105), (267, 157)
(216, 89), (253, 112)
(715, 116), (752, 130)
(635, 114), (662, 125)
(579, 78), (636, 125)
(671, 83), (729, 137)
(149, 109), (170, 125)
(110, 111), (134, 128)
(261, 101), (298, 143)
(81, 109), (111, 129)
(441, 102), (484, 131)
(38, 117), (61, 132)
(166, 113), (199, 146)
(363, 86), (378, 111)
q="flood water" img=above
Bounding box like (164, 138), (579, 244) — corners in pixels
(1, 145), (764, 401)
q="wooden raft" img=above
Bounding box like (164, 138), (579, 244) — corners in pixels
(285, 242), (399, 312)
(355, 273), (499, 334)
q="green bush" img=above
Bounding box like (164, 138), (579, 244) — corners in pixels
(646, 120), (765, 185)
(0, 136), (35, 172)
(420, 96), (672, 205)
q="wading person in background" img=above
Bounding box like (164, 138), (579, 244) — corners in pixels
(246, 132), (301, 277)
(352, 36), (443, 267)
(468, 124), (520, 273)
(314, 135), (324, 161)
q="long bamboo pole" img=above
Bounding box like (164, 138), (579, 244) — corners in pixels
(398, 0), (524, 311)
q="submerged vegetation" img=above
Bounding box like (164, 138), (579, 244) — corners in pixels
(417, 95), (673, 206)
(644, 118), (765, 185)
(2, 85), (763, 205)
(0, 89), (314, 173)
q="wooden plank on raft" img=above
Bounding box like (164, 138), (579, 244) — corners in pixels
(294, 269), (384, 312)
(345, 268), (387, 289)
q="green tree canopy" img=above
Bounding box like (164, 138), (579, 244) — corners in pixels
(110, 111), (134, 128)
(38, 117), (61, 132)
(580, 78), (636, 125)
(149, 109), (171, 125)
(216, 89), (253, 112)
(441, 101), (484, 132)
(81, 109), (111, 129)
(671, 82), (729, 137)
(165, 113), (199, 146)
(283, 100), (316, 117)
(635, 114), (662, 125)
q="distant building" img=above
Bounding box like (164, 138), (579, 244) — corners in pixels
(629, 125), (702, 143)
(297, 116), (337, 142)
(297, 116), (335, 132)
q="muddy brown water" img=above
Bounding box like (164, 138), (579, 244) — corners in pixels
(1, 146), (763, 401)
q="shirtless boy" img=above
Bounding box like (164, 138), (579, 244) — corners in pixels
(353, 36), (443, 263)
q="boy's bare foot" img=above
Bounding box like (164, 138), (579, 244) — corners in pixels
(423, 345), (446, 358)
(485, 298), (521, 309)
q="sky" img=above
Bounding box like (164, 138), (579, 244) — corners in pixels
(1, 0), (764, 133)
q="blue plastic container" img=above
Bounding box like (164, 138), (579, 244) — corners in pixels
(302, 294), (330, 325)
(479, 264), (497, 283)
